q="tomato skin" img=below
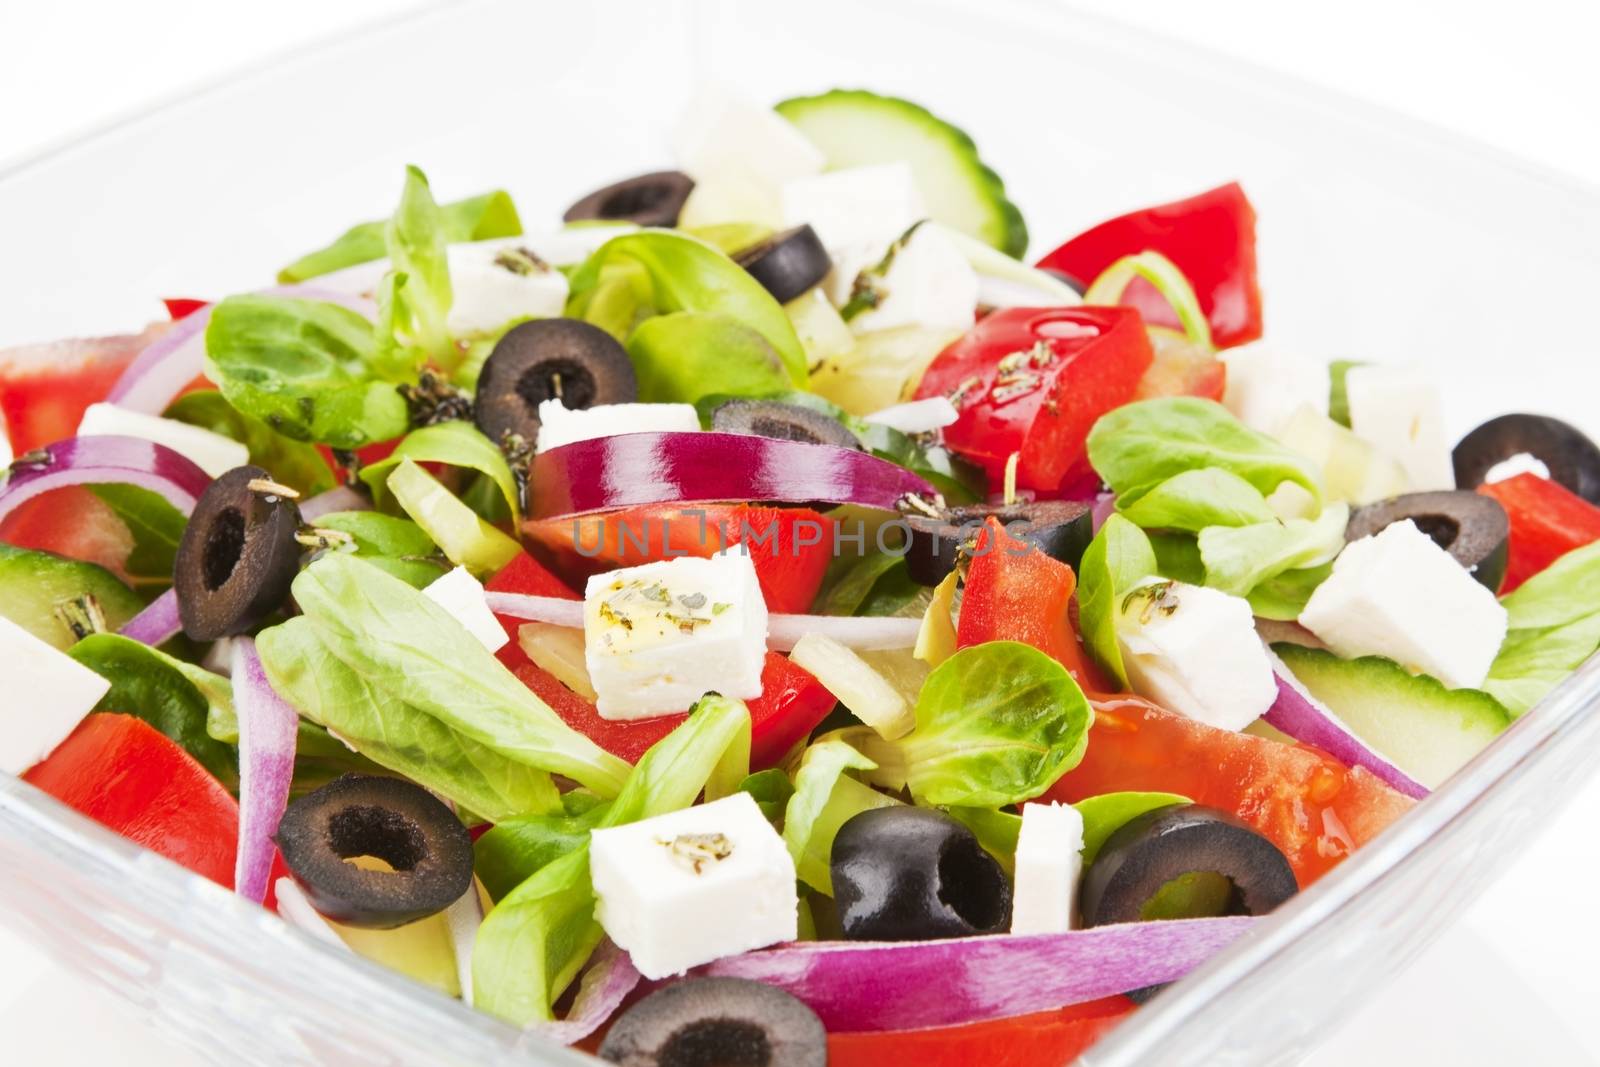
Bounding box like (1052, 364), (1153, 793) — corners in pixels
(486, 549), (581, 599)
(913, 307), (1152, 494)
(958, 518), (1110, 693)
(524, 504), (834, 614)
(0, 486), (136, 577)
(162, 298), (208, 320)
(1478, 473), (1600, 593)
(0, 329), (164, 454)
(1045, 697), (1414, 886)
(826, 997), (1134, 1067)
(1036, 182), (1263, 349)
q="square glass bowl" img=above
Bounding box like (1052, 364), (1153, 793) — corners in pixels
(4, 1), (1600, 1063)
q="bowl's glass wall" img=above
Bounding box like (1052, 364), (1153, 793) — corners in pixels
(4, 1), (1600, 1064)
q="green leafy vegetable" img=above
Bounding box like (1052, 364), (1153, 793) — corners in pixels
(383, 166), (454, 370)
(474, 793), (611, 902)
(385, 459), (521, 576)
(1116, 468), (1274, 533)
(1076, 516), (1158, 689)
(1197, 503), (1349, 597)
(86, 485), (185, 590)
(278, 189), (521, 283)
(359, 420), (520, 524)
(900, 641), (1091, 807)
(944, 806), (1022, 875)
(1247, 562), (1333, 621)
(1484, 540), (1600, 715)
(204, 294), (410, 448)
(165, 390), (335, 497)
(312, 510), (447, 589)
(1087, 397), (1322, 508)
(1328, 360), (1364, 428)
(783, 738), (899, 893)
(1075, 791), (1191, 865)
(1148, 530), (1206, 585)
(738, 768), (796, 822)
(628, 312), (793, 404)
(813, 552), (918, 616)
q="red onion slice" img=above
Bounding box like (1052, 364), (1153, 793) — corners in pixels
(232, 637), (301, 905)
(299, 484), (372, 521)
(119, 588), (182, 647)
(528, 432), (938, 519)
(518, 940), (641, 1045)
(1264, 649), (1428, 799)
(698, 917), (1255, 1031)
(0, 435), (211, 526)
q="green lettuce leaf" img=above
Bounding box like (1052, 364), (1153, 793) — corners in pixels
(277, 189), (521, 283)
(1076, 515), (1158, 689)
(383, 166), (454, 370)
(311, 511), (448, 589)
(473, 793), (611, 903)
(1483, 540), (1600, 715)
(1328, 360), (1365, 428)
(165, 390), (335, 497)
(737, 768), (796, 822)
(628, 312), (792, 404)
(1247, 562), (1334, 621)
(783, 738), (899, 894)
(359, 420), (520, 524)
(1116, 468), (1274, 532)
(86, 485), (185, 591)
(1197, 503), (1348, 596)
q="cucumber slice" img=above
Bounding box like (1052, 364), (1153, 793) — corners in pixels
(0, 544), (144, 649)
(776, 89), (1028, 257)
(1273, 643), (1510, 789)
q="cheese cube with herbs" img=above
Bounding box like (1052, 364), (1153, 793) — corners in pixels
(1010, 802), (1085, 935)
(583, 551), (768, 720)
(590, 791), (798, 979)
(444, 241), (568, 336)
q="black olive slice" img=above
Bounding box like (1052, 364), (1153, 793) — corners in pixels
(1453, 413), (1600, 504)
(274, 774), (474, 929)
(1080, 804), (1297, 1002)
(831, 807), (1011, 941)
(733, 225), (833, 305)
(710, 399), (863, 451)
(563, 170), (696, 228)
(1346, 490), (1510, 591)
(473, 318), (637, 446)
(173, 465), (301, 641)
(904, 499), (1093, 586)
(599, 977), (826, 1067)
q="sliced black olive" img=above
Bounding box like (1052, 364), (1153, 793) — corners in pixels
(563, 170), (696, 228)
(1080, 804), (1297, 1002)
(831, 807), (1011, 941)
(599, 977), (826, 1067)
(1041, 267), (1087, 295)
(1346, 491), (1510, 591)
(173, 465), (301, 641)
(274, 774), (474, 929)
(1453, 413), (1600, 504)
(473, 318), (637, 445)
(905, 499), (1093, 586)
(711, 399), (863, 451)
(733, 225), (833, 304)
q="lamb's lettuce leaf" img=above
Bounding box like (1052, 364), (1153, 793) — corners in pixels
(1484, 540), (1600, 715)
(165, 390), (334, 497)
(359, 420), (520, 524)
(382, 166), (453, 370)
(1075, 515), (1158, 689)
(1197, 503), (1349, 597)
(277, 189), (521, 283)
(628, 311), (792, 404)
(783, 738), (899, 894)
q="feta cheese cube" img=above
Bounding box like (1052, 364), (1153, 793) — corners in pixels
(77, 402), (248, 478)
(1344, 366), (1454, 491)
(444, 241), (568, 336)
(1298, 520), (1507, 689)
(1220, 345), (1330, 435)
(0, 615), (111, 773)
(863, 396), (960, 435)
(678, 170), (785, 231)
(848, 224), (979, 334)
(1010, 802), (1085, 935)
(584, 551), (768, 720)
(819, 242), (882, 308)
(1118, 580), (1277, 731)
(672, 86), (825, 189)
(535, 400), (701, 454)
(422, 567), (508, 653)
(781, 163), (926, 252)
(590, 791), (797, 979)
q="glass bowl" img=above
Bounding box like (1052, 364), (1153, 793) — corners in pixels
(4, 1), (1600, 1063)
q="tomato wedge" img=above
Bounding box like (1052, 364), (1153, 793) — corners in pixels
(1479, 472), (1600, 593)
(913, 307), (1152, 495)
(827, 996), (1135, 1067)
(0, 328), (164, 454)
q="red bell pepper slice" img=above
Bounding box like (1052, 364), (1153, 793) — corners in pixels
(1036, 182), (1263, 349)
(162, 297), (209, 320)
(523, 503), (835, 614)
(826, 996), (1135, 1067)
(1479, 473), (1600, 593)
(913, 306), (1153, 495)
(24, 713), (280, 901)
(957, 518), (1109, 692)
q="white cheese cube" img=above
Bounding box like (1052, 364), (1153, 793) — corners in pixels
(534, 400), (701, 454)
(1220, 345), (1330, 435)
(1298, 520), (1507, 689)
(422, 566), (508, 653)
(1010, 802), (1085, 935)
(1344, 366), (1454, 491)
(678, 170), (785, 231)
(444, 241), (568, 336)
(848, 224), (979, 334)
(672, 86), (825, 188)
(1118, 580), (1277, 731)
(863, 396), (960, 435)
(77, 402), (248, 479)
(590, 791), (798, 979)
(819, 243), (882, 308)
(781, 163), (927, 252)
(0, 616), (111, 773)
(584, 551), (768, 720)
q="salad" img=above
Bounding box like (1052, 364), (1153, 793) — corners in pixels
(4, 83), (1600, 1065)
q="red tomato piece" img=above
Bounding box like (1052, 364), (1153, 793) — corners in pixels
(486, 549), (582, 600)
(827, 996), (1135, 1067)
(0, 487), (136, 578)
(0, 328), (165, 454)
(162, 298), (209, 320)
(1036, 182), (1263, 349)
(1136, 330), (1227, 403)
(913, 307), (1153, 494)
(24, 713), (247, 893)
(524, 503), (834, 614)
(1478, 473), (1600, 593)
(958, 518), (1110, 693)
(1045, 696), (1414, 887)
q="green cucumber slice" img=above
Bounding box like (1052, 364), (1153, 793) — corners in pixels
(0, 544), (144, 649)
(776, 89), (1028, 257)
(1273, 643), (1510, 789)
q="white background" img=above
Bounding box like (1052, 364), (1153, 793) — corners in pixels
(2, 1), (1599, 1063)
